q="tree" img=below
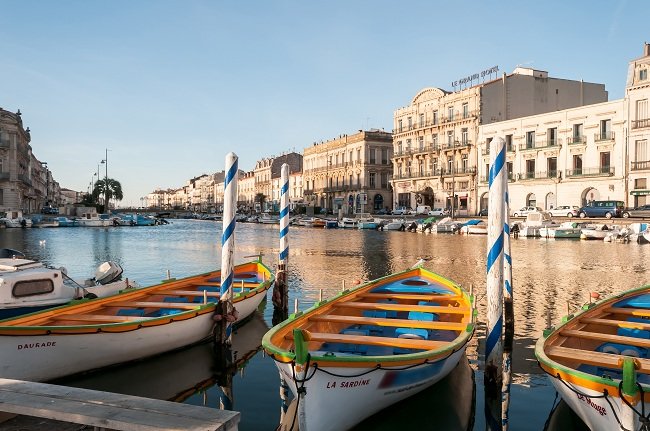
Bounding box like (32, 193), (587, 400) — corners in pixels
(93, 178), (124, 207)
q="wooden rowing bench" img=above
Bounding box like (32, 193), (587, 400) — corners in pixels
(358, 293), (461, 302)
(560, 329), (650, 349)
(49, 314), (155, 323)
(581, 317), (650, 331)
(285, 330), (447, 350)
(546, 345), (650, 373)
(161, 289), (222, 297)
(108, 301), (199, 310)
(310, 315), (466, 331)
(334, 301), (469, 315)
(604, 307), (650, 318)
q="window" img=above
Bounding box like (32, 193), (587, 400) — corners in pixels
(13, 279), (54, 297)
(505, 134), (513, 151)
(369, 148), (376, 164)
(357, 148), (361, 161)
(349, 174), (353, 186)
(447, 158), (453, 174)
(525, 160), (536, 178)
(381, 148), (388, 164)
(506, 162), (513, 180)
(485, 163), (490, 179)
(636, 140), (648, 162)
(637, 99), (648, 128)
(407, 117), (412, 130)
(573, 124), (583, 142)
(462, 103), (469, 119)
(419, 113), (424, 127)
(461, 128), (468, 145)
(432, 134), (438, 148)
(600, 119), (612, 140)
(381, 173), (388, 188)
(418, 136), (424, 151)
(447, 131), (454, 147)
(526, 131), (535, 149)
(547, 128), (557, 146)
(432, 158), (438, 174)
(462, 155), (468, 172)
(547, 157), (557, 178)
(600, 151), (611, 172)
(641, 68), (648, 81)
(397, 141), (402, 154)
(398, 119), (403, 133)
(433, 111), (438, 125)
(448, 106), (454, 121)
(406, 139), (411, 152)
(349, 150), (353, 162)
(419, 160), (424, 176)
(369, 172), (376, 187)
(573, 154), (583, 174)
(0, 189), (3, 205)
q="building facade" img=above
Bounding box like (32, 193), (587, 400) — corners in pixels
(477, 44), (650, 211)
(391, 68), (608, 215)
(303, 130), (393, 214)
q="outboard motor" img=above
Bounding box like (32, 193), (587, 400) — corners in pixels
(406, 221), (417, 232)
(94, 261), (124, 285)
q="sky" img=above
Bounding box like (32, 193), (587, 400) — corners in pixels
(1, 0), (648, 207)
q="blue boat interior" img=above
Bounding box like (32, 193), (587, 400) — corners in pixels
(316, 276), (462, 357)
(614, 293), (650, 309)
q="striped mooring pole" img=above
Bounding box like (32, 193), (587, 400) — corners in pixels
(273, 163), (290, 311)
(486, 136), (506, 428)
(216, 152), (239, 346)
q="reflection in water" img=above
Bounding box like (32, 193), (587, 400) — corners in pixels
(5, 220), (647, 429)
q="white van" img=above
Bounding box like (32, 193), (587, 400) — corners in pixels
(415, 205), (431, 215)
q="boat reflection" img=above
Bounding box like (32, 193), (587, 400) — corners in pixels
(543, 399), (589, 431)
(277, 355), (476, 431)
(56, 311), (270, 406)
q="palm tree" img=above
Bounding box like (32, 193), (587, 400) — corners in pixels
(93, 178), (124, 209)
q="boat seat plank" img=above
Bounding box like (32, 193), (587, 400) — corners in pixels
(193, 281), (259, 287)
(161, 290), (222, 297)
(49, 314), (155, 323)
(108, 301), (199, 310)
(605, 307), (650, 318)
(581, 317), (650, 331)
(546, 345), (650, 374)
(310, 315), (465, 331)
(334, 301), (469, 315)
(358, 293), (460, 301)
(285, 331), (448, 350)
(561, 329), (650, 348)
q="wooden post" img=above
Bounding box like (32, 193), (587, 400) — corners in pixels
(216, 152), (239, 346)
(486, 136), (506, 429)
(273, 164), (290, 312)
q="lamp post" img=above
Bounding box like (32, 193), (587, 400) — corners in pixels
(101, 148), (109, 211)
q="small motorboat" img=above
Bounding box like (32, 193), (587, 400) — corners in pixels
(580, 224), (619, 240)
(263, 265), (474, 431)
(382, 218), (406, 231)
(518, 211), (558, 237)
(459, 219), (487, 235)
(0, 259), (273, 382)
(540, 221), (585, 239)
(432, 217), (461, 233)
(338, 217), (358, 229)
(536, 285), (650, 431)
(0, 251), (137, 320)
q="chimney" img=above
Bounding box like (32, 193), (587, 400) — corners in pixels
(645, 42), (650, 57)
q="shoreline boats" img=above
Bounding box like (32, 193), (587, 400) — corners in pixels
(540, 221), (585, 239)
(0, 250), (137, 319)
(580, 224), (619, 240)
(459, 219), (487, 235)
(0, 259), (273, 382)
(0, 210), (32, 228)
(262, 265), (475, 431)
(338, 217), (358, 229)
(432, 217), (461, 233)
(536, 285), (650, 431)
(517, 211), (558, 238)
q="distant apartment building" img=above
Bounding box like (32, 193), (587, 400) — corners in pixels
(477, 43), (650, 211)
(237, 171), (256, 210)
(268, 152), (303, 212)
(0, 108), (61, 213)
(627, 43), (650, 206)
(392, 67), (607, 214)
(303, 130), (393, 214)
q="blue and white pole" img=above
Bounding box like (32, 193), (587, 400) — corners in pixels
(486, 136), (506, 389)
(219, 152), (239, 345)
(273, 163), (290, 311)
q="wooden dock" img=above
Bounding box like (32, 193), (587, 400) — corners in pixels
(0, 378), (239, 431)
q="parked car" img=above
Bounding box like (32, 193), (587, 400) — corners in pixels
(578, 200), (624, 219)
(547, 205), (579, 218)
(375, 208), (388, 215)
(391, 206), (411, 216)
(428, 208), (449, 217)
(478, 208), (488, 217)
(622, 204), (650, 218)
(40, 206), (59, 214)
(511, 206), (542, 217)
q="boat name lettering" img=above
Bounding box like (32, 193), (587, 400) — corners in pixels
(576, 393), (607, 416)
(17, 341), (56, 350)
(327, 379), (370, 389)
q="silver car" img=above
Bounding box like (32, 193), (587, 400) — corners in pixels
(547, 205), (579, 217)
(622, 205), (650, 218)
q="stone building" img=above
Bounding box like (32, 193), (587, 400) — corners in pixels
(0, 108), (61, 213)
(392, 67), (608, 215)
(303, 130), (393, 214)
(477, 43), (650, 211)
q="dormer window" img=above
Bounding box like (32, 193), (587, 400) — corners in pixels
(641, 68), (648, 81)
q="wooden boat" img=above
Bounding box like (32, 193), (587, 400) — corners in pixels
(0, 260), (273, 382)
(263, 266), (475, 431)
(536, 285), (650, 431)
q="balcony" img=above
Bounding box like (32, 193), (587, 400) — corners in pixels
(480, 173), (515, 183)
(0, 140), (9, 149)
(633, 118), (650, 129)
(565, 166), (615, 177)
(567, 136), (587, 145)
(18, 174), (31, 186)
(631, 160), (650, 171)
(0, 172), (9, 180)
(519, 139), (561, 152)
(594, 131), (615, 142)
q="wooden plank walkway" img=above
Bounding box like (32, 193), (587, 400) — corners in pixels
(0, 378), (239, 431)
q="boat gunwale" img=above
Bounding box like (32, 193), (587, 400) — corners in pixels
(0, 261), (274, 335)
(262, 266), (475, 366)
(535, 283), (650, 399)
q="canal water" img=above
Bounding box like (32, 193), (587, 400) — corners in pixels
(3, 219), (650, 430)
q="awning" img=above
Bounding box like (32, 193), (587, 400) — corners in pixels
(631, 190), (650, 196)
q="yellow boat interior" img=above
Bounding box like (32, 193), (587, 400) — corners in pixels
(268, 268), (473, 358)
(0, 262), (271, 330)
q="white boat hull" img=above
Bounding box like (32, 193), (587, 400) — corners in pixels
(550, 376), (640, 431)
(276, 348), (466, 431)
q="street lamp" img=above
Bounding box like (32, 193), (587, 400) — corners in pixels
(101, 148), (110, 211)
